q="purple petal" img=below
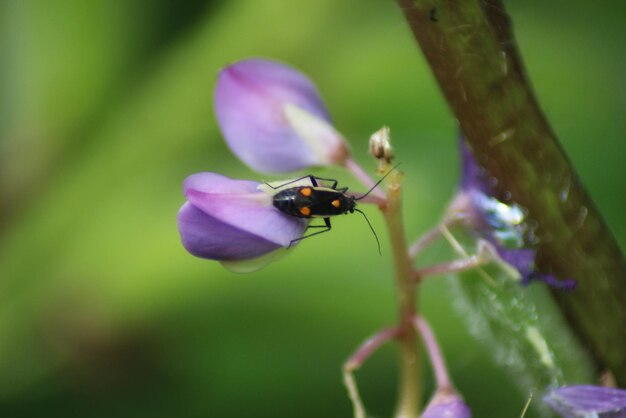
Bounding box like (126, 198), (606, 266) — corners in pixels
(183, 171), (260, 194)
(494, 247), (576, 288)
(496, 247), (536, 278)
(177, 173), (307, 261)
(421, 391), (472, 418)
(214, 58), (348, 173)
(178, 203), (281, 260)
(544, 385), (626, 417)
(531, 273), (578, 290)
(460, 139), (489, 194)
(184, 173), (306, 247)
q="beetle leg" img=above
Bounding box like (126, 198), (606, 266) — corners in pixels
(305, 223), (329, 229)
(307, 176), (337, 189)
(287, 218), (332, 248)
(298, 175), (339, 189)
(264, 175), (319, 190)
(266, 175), (340, 190)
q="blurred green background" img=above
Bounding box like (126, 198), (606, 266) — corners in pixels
(0, 0), (624, 417)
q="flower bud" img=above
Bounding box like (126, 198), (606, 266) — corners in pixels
(369, 126), (394, 163)
(543, 385), (626, 417)
(421, 389), (472, 418)
(214, 58), (350, 173)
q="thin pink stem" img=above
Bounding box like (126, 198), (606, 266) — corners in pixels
(412, 316), (451, 390)
(344, 157), (387, 201)
(346, 192), (387, 207)
(414, 253), (487, 280)
(343, 327), (402, 418)
(408, 215), (461, 261)
(408, 225), (443, 261)
(344, 327), (400, 371)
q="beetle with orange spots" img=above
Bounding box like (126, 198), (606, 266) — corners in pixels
(267, 171), (394, 253)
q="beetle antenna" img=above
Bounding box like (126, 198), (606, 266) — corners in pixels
(354, 208), (381, 255)
(354, 163), (400, 201)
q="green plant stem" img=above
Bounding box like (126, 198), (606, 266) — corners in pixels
(397, 0), (626, 384)
(383, 172), (422, 417)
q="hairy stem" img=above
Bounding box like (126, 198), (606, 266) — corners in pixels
(383, 170), (422, 417)
(397, 0), (626, 383)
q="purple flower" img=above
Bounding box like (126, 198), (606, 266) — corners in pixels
(544, 385), (626, 417)
(421, 389), (472, 418)
(451, 138), (576, 289)
(177, 172), (308, 271)
(214, 58), (350, 173)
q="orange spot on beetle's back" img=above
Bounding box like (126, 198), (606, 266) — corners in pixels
(299, 207), (311, 216)
(331, 199), (341, 208)
(300, 187), (312, 197)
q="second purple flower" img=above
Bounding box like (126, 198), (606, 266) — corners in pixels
(214, 58), (350, 173)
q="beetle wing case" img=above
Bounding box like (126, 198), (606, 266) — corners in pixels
(306, 189), (350, 217)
